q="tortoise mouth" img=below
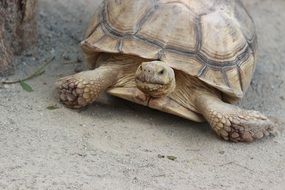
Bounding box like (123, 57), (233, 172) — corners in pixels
(135, 78), (164, 92)
(135, 75), (166, 85)
(135, 78), (175, 98)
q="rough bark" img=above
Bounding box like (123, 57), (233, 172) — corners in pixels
(0, 14), (13, 74)
(0, 0), (37, 75)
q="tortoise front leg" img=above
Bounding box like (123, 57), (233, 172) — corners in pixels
(195, 93), (275, 142)
(56, 66), (119, 109)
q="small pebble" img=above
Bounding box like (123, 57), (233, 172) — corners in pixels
(77, 56), (82, 62)
(74, 65), (83, 73)
(63, 54), (70, 60)
(219, 151), (225, 154)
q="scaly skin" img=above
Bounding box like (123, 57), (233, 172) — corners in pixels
(56, 57), (276, 142)
(135, 62), (275, 142)
(195, 94), (275, 142)
(56, 67), (118, 108)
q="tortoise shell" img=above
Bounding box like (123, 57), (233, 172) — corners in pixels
(81, 0), (257, 101)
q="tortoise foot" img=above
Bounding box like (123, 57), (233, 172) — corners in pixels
(56, 75), (98, 109)
(209, 109), (276, 142)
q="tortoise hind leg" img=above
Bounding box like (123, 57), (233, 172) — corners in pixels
(56, 66), (119, 109)
(195, 93), (275, 142)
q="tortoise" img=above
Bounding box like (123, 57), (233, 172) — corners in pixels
(56, 0), (275, 142)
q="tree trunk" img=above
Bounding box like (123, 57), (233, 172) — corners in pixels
(0, 15), (13, 74)
(0, 0), (37, 75)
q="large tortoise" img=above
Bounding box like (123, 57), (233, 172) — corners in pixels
(56, 0), (275, 142)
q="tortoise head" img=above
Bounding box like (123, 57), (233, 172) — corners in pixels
(135, 61), (176, 98)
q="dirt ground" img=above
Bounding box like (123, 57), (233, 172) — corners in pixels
(0, 0), (285, 189)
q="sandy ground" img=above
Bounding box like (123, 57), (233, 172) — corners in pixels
(0, 0), (285, 189)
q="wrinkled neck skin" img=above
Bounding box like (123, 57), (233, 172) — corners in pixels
(96, 53), (221, 114)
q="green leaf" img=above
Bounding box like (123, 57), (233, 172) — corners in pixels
(46, 105), (59, 110)
(167, 156), (177, 161)
(20, 81), (33, 92)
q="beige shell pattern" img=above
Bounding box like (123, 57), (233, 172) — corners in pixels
(81, 0), (257, 101)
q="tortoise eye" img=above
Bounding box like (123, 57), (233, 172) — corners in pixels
(159, 69), (165, 75)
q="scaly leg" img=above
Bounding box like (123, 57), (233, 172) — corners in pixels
(195, 93), (275, 142)
(56, 66), (119, 108)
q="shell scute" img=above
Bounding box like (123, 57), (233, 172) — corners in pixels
(82, 0), (257, 99)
